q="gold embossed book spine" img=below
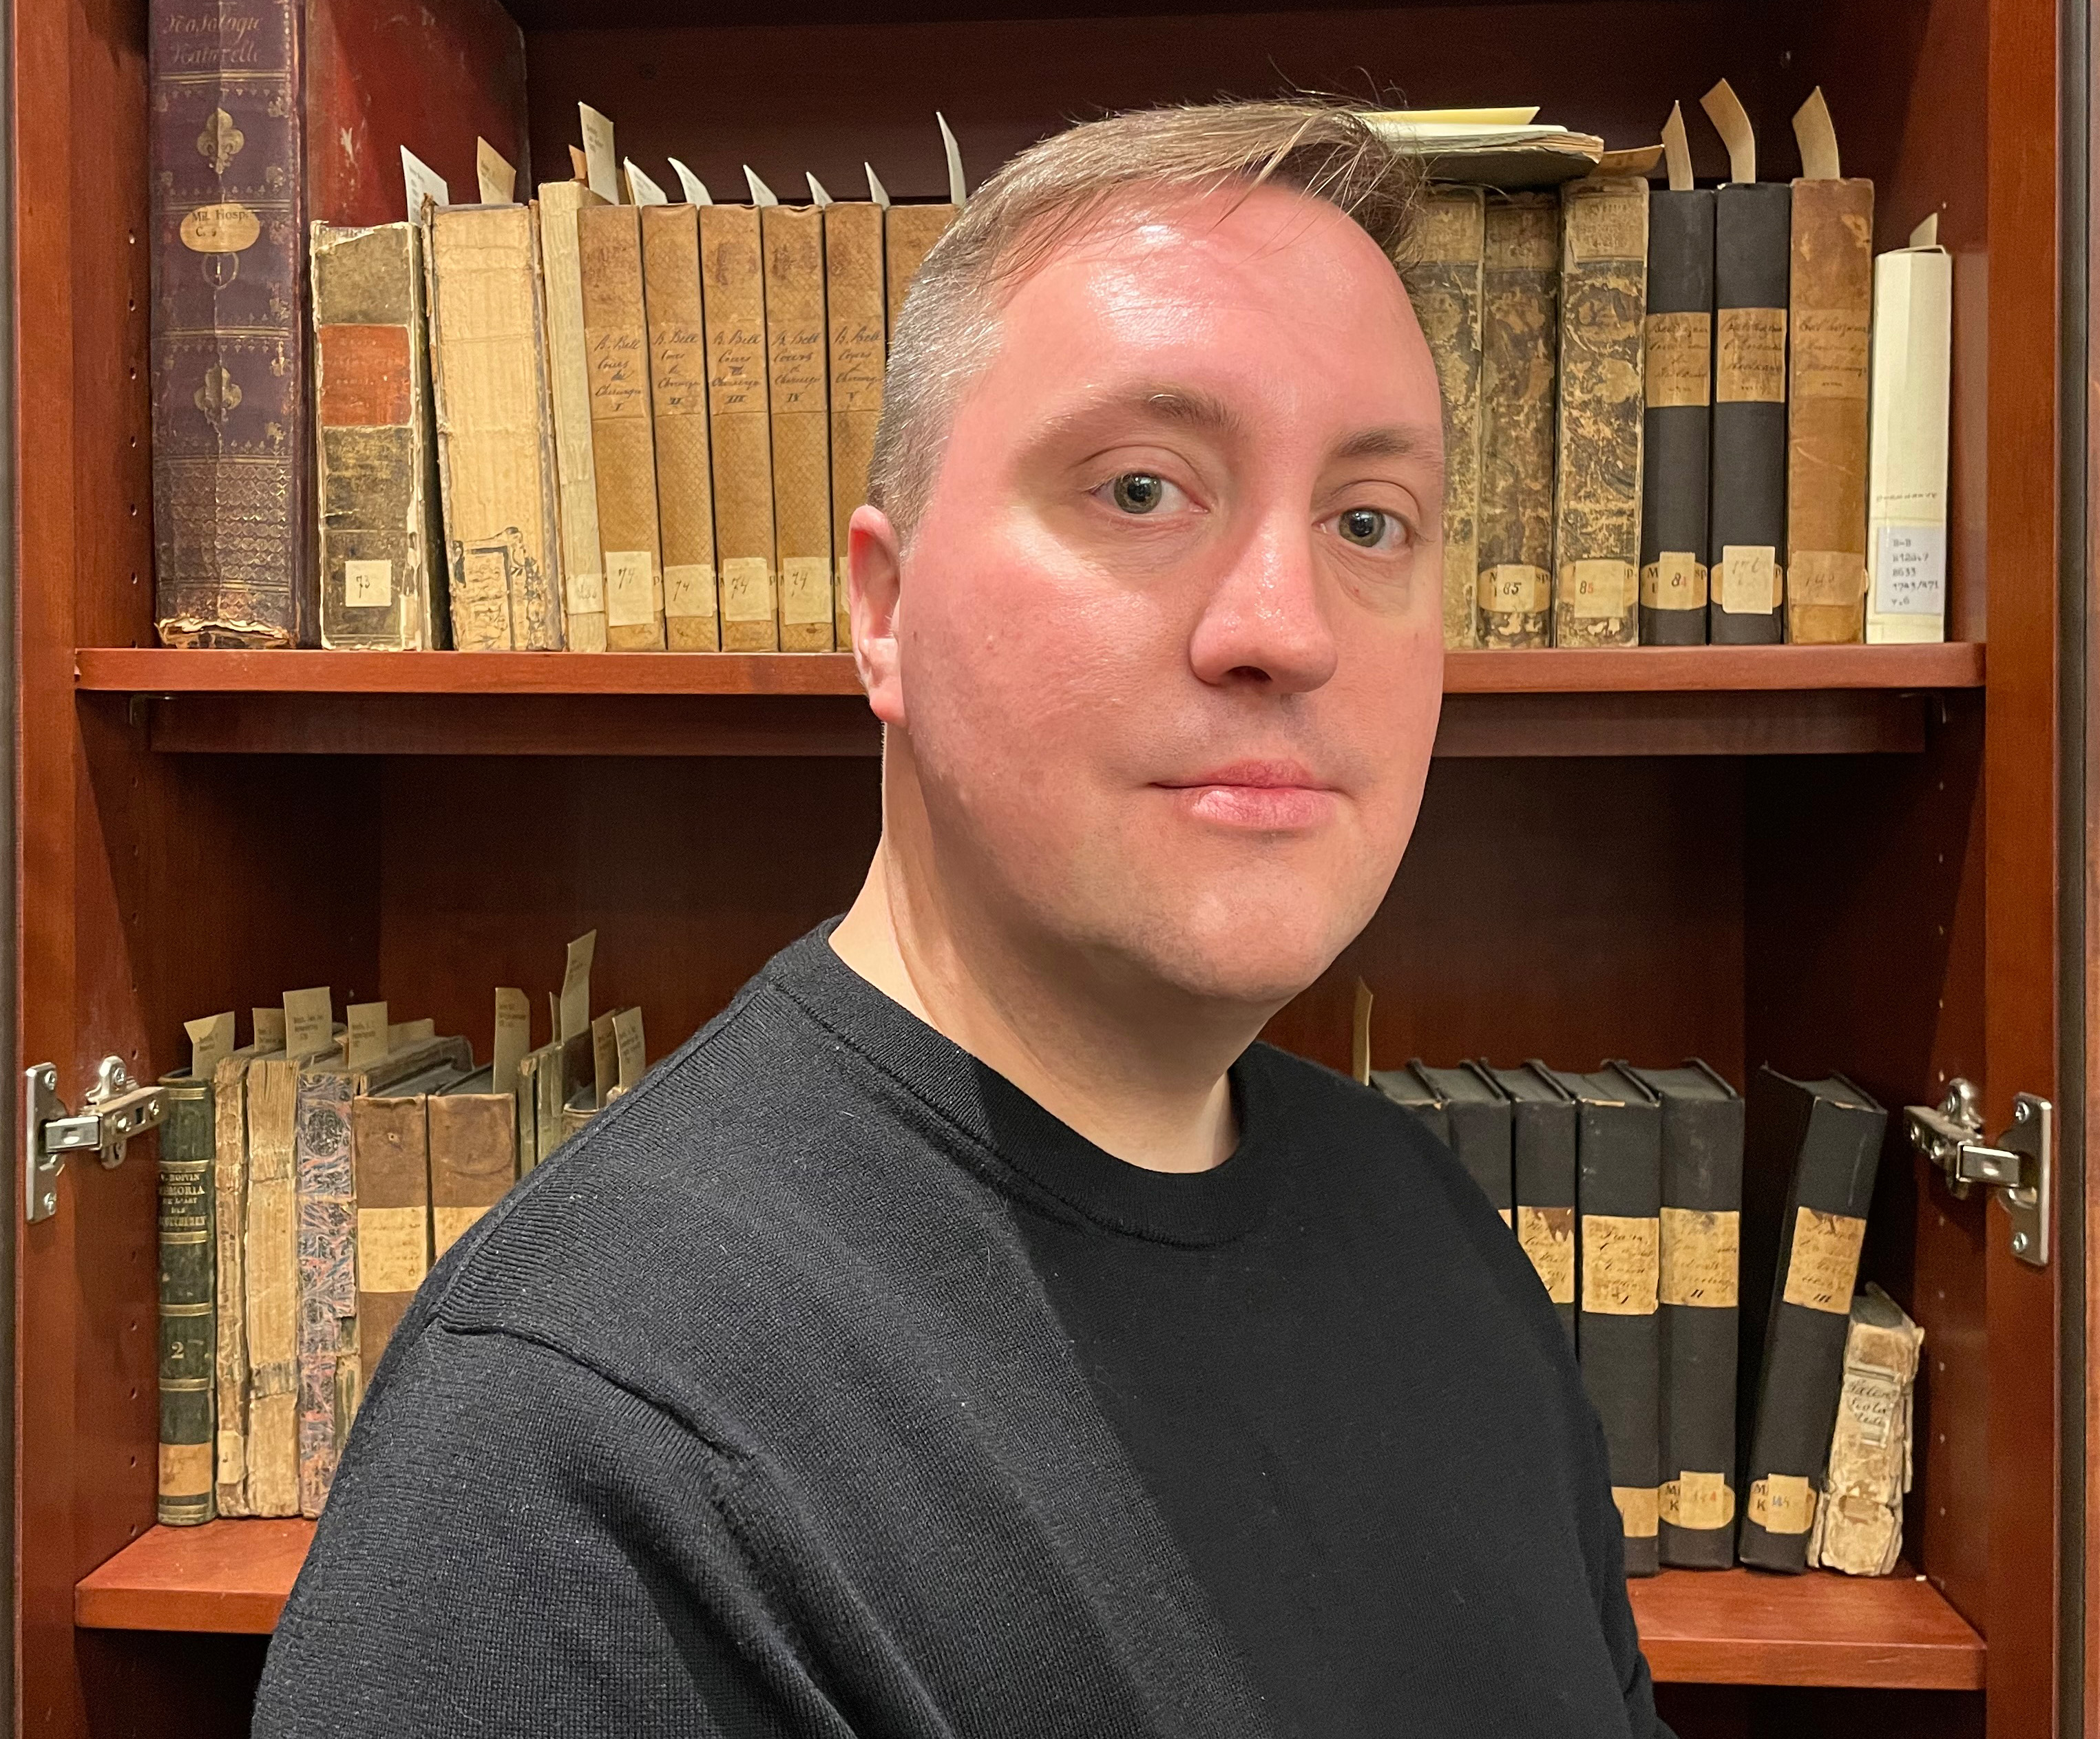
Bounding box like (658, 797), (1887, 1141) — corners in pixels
(764, 203), (836, 651)
(1476, 194), (1560, 649)
(1708, 182), (1790, 643)
(825, 202), (887, 649)
(1551, 176), (1647, 648)
(702, 204), (779, 650)
(642, 203), (720, 651)
(1638, 189), (1715, 645)
(1401, 189), (1486, 646)
(156, 1071), (216, 1525)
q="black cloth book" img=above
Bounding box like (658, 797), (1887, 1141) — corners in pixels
(1413, 1061), (1515, 1221)
(1370, 1063), (1448, 1145)
(1738, 1068), (1887, 1572)
(1484, 1061), (1578, 1345)
(1708, 180), (1790, 644)
(1640, 188), (1716, 644)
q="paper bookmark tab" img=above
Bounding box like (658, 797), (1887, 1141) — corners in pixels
(1793, 88), (1840, 181)
(613, 1006), (647, 1092)
(1662, 102), (1692, 194)
(937, 112), (967, 209)
(559, 930), (597, 1042)
(1352, 980), (1373, 1086)
(1700, 80), (1756, 185)
(865, 162), (890, 209)
(346, 1002), (389, 1070)
(669, 158), (711, 205)
(569, 145), (589, 184)
(806, 173), (832, 207)
(186, 1011), (236, 1082)
(1910, 211), (1941, 249)
(401, 147), (450, 223)
(623, 158), (669, 206)
(386, 1018), (436, 1048)
(579, 104), (618, 203)
(253, 1006), (287, 1053)
(283, 987), (334, 1061)
(591, 1011), (618, 1109)
(476, 136), (516, 205)
(744, 165), (779, 207)
(492, 988), (530, 1097)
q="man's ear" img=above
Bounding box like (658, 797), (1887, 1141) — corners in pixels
(849, 503), (907, 729)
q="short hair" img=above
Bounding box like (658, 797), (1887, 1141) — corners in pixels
(866, 98), (1422, 549)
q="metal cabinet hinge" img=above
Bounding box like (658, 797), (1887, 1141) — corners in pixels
(1905, 1077), (2053, 1267)
(23, 1057), (168, 1224)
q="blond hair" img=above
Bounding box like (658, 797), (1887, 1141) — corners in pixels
(866, 99), (1422, 547)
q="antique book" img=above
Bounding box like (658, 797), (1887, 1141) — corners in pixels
(1708, 184), (1790, 643)
(702, 203), (779, 650)
(1865, 228), (1953, 643)
(1476, 193), (1560, 649)
(825, 199), (887, 649)
(1807, 1285), (1924, 1575)
(1403, 189), (1486, 646)
(1551, 174), (1648, 648)
(430, 1066), (521, 1255)
(349, 1090), (431, 1389)
(763, 201), (837, 651)
(1785, 94), (1875, 644)
(426, 202), (565, 651)
(1620, 1061), (1743, 1570)
(1638, 125), (1715, 646)
(538, 180), (613, 651)
(1738, 1068), (1887, 1572)
(641, 202), (720, 651)
(311, 220), (445, 649)
(884, 204), (958, 336)
(578, 202), (666, 651)
(209, 1032), (274, 1517)
(1369, 1064), (1449, 1146)
(1484, 1062), (1577, 1345)
(1411, 1062), (1513, 1223)
(1551, 1066), (1662, 1576)
(539, 1031), (596, 1163)
(156, 1069), (216, 1525)
(148, 0), (526, 647)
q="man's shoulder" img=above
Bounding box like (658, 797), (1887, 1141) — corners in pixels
(1241, 1039), (1456, 1174)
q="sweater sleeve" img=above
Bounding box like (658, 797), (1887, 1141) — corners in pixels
(253, 1323), (848, 1739)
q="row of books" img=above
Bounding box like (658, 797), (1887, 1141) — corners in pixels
(1419, 85), (1952, 651)
(1373, 1057), (1910, 1577)
(155, 933), (644, 1524)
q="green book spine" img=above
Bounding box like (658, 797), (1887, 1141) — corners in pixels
(157, 1074), (216, 1525)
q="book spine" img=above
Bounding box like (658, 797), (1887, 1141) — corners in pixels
(1512, 1102), (1577, 1346)
(157, 1077), (216, 1525)
(1552, 175), (1647, 648)
(580, 203), (667, 651)
(1707, 182), (1790, 644)
(642, 203), (720, 651)
(294, 1071), (358, 1516)
(1741, 1093), (1888, 1571)
(1404, 189), (1486, 647)
(1577, 1101), (1663, 1575)
(1657, 1090), (1745, 1568)
(242, 1056), (301, 1516)
(1639, 189), (1715, 646)
(211, 1051), (253, 1515)
(764, 204), (835, 651)
(312, 222), (440, 649)
(1476, 193), (1560, 649)
(427, 204), (565, 651)
(539, 183), (611, 651)
(702, 204), (778, 651)
(147, 0), (305, 646)
(350, 1095), (432, 1384)
(430, 1093), (519, 1254)
(1807, 1295), (1923, 1574)
(1785, 178), (1876, 644)
(883, 204), (957, 338)
(1865, 249), (1953, 642)
(826, 202), (886, 649)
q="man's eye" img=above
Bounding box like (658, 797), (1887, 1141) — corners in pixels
(1109, 472), (1168, 514)
(1336, 507), (1397, 549)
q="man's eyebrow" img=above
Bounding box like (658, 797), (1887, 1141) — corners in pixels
(1331, 423), (1442, 464)
(1032, 383), (1250, 445)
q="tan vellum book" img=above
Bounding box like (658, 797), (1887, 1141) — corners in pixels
(760, 192), (834, 651)
(884, 204), (955, 337)
(430, 1066), (521, 1255)
(1400, 187), (1487, 648)
(1865, 214), (1952, 644)
(537, 180), (613, 651)
(822, 189), (885, 650)
(642, 202), (720, 650)
(578, 202), (668, 651)
(701, 202), (778, 649)
(209, 1027), (277, 1517)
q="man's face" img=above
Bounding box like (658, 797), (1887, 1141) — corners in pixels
(874, 182), (1445, 1009)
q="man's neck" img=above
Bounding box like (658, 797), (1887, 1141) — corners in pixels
(828, 846), (1253, 1174)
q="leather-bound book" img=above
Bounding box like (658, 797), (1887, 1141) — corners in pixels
(426, 203), (564, 650)
(825, 200), (886, 649)
(701, 204), (778, 650)
(538, 180), (613, 651)
(1738, 1068), (1886, 1572)
(1403, 189), (1486, 647)
(1476, 193), (1560, 649)
(1484, 1062), (1577, 1345)
(1552, 175), (1648, 648)
(642, 202), (720, 651)
(1865, 224), (1953, 643)
(350, 1091), (431, 1390)
(430, 1066), (522, 1254)
(211, 1041), (262, 1517)
(244, 1042), (330, 1517)
(311, 221), (445, 649)
(1807, 1285), (1924, 1575)
(1412, 1062), (1513, 1224)
(763, 202), (836, 651)
(156, 1069), (216, 1525)
(1785, 93), (1875, 644)
(1639, 115), (1715, 646)
(1370, 1064), (1449, 1146)
(578, 202), (666, 651)
(1619, 1061), (1743, 1569)
(884, 204), (957, 336)
(1550, 1066), (1662, 1576)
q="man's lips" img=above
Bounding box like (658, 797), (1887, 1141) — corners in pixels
(1153, 761), (1340, 830)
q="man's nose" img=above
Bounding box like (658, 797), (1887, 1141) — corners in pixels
(1186, 511), (1341, 695)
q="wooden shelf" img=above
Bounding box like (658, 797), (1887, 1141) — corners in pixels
(72, 644), (1985, 759)
(75, 1521), (1985, 1691)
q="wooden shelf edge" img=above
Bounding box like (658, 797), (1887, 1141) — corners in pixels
(74, 642), (1986, 699)
(79, 1524), (1984, 1691)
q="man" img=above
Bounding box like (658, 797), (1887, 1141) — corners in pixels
(257, 101), (1667, 1737)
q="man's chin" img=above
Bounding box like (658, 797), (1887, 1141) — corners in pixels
(1100, 891), (1366, 1012)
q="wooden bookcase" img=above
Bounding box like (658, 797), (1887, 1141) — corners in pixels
(13, 0), (2074, 1733)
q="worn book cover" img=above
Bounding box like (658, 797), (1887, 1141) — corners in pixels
(210, 1037), (272, 1517)
(884, 204), (956, 336)
(764, 203), (836, 651)
(1738, 1068), (1887, 1572)
(1476, 193), (1560, 649)
(578, 202), (667, 651)
(1370, 1064), (1449, 1146)
(1807, 1285), (1923, 1575)
(431, 1066), (521, 1253)
(1413, 1062), (1513, 1222)
(1551, 1066), (1663, 1576)
(1639, 190), (1715, 645)
(1865, 235), (1953, 643)
(1708, 182), (1791, 643)
(311, 220), (445, 649)
(244, 1045), (328, 1516)
(826, 201), (886, 649)
(1485, 1062), (1577, 1345)
(1552, 175), (1648, 648)
(702, 204), (779, 650)
(349, 1091), (433, 1395)
(1621, 1061), (1743, 1569)
(1400, 189), (1486, 647)
(156, 1071), (216, 1525)
(642, 202), (720, 651)
(426, 202), (565, 650)
(538, 180), (613, 651)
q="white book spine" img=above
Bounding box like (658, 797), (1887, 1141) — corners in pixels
(1865, 246), (1953, 644)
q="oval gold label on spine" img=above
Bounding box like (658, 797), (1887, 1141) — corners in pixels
(179, 201), (262, 255)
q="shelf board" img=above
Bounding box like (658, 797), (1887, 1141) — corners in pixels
(76, 1521), (1985, 1689)
(73, 644), (1984, 759)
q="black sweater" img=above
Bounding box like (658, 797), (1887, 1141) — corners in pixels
(255, 926), (1668, 1738)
